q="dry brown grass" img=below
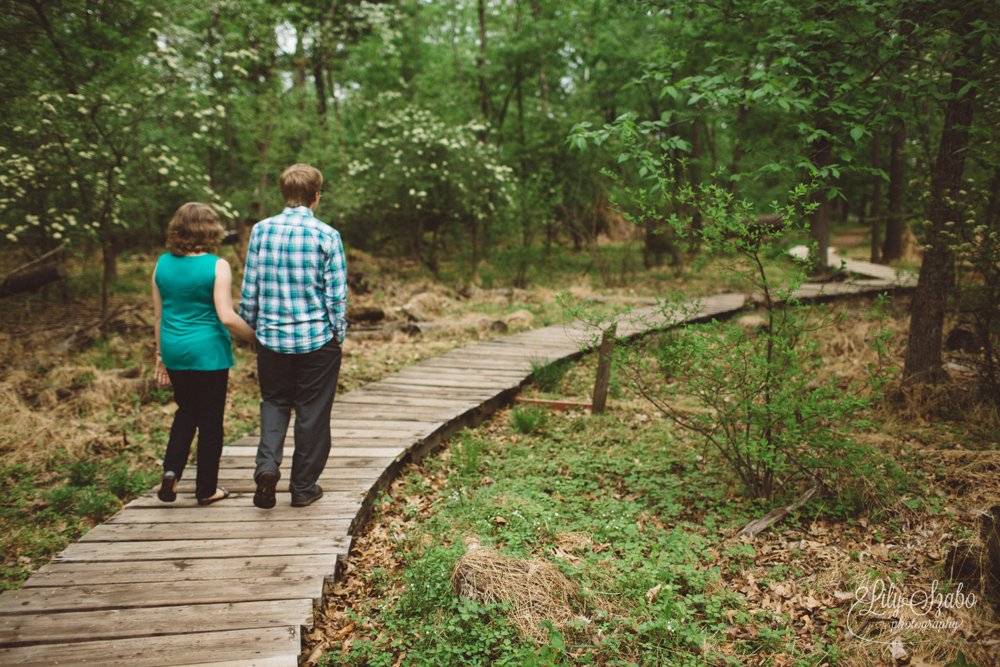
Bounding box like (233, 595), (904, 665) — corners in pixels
(451, 545), (614, 643)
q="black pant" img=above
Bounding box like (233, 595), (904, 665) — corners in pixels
(255, 338), (342, 502)
(163, 368), (229, 501)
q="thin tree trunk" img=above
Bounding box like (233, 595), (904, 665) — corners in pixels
(882, 120), (906, 262)
(477, 0), (488, 135)
(810, 131), (833, 273)
(904, 43), (979, 383)
(870, 131), (882, 263)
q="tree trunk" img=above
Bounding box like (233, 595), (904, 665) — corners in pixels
(101, 239), (117, 317)
(882, 120), (906, 262)
(810, 132), (833, 273)
(903, 45), (978, 384)
(476, 0), (488, 138)
(870, 131), (882, 263)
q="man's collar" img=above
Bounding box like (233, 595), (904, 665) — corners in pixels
(282, 206), (315, 217)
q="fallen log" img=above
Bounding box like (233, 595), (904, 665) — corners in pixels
(736, 486), (820, 539)
(0, 261), (66, 299)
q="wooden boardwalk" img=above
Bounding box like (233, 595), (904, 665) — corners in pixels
(0, 257), (914, 666)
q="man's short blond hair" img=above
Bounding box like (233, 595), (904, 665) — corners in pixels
(280, 164), (323, 207)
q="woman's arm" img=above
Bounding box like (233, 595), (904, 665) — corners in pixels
(152, 268), (171, 386)
(214, 258), (258, 352)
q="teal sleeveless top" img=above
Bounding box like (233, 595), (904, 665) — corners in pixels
(155, 253), (234, 371)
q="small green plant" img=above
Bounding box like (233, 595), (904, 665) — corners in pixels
(511, 406), (548, 435)
(75, 488), (120, 521)
(106, 463), (157, 500)
(64, 459), (100, 487)
(454, 431), (485, 477)
(529, 358), (571, 393)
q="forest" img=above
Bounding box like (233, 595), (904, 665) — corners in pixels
(2, 0), (1000, 665)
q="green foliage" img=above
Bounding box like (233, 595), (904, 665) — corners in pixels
(511, 406), (548, 435)
(340, 108), (515, 278)
(570, 123), (902, 503)
(327, 410), (799, 665)
(454, 430), (485, 478)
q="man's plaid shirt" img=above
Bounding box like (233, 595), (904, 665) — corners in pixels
(240, 206), (347, 354)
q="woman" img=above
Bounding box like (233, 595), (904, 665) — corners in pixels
(153, 202), (257, 505)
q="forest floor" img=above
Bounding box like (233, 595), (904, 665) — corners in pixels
(0, 233), (997, 666)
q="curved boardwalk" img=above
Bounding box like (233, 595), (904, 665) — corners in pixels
(0, 258), (915, 666)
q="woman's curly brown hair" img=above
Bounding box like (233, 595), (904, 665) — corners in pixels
(166, 202), (224, 256)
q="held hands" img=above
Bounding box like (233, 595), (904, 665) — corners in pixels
(154, 357), (171, 386)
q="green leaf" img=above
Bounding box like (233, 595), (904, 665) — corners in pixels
(850, 127), (864, 143)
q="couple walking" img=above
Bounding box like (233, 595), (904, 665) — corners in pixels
(153, 164), (347, 509)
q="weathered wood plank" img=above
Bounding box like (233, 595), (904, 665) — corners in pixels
(127, 492), (365, 509)
(0, 626), (299, 667)
(0, 576), (325, 615)
(173, 475), (381, 494)
(215, 456), (395, 470)
(80, 520), (352, 542)
(369, 376), (521, 390)
(0, 599), (313, 648)
(107, 505), (362, 524)
(54, 536), (351, 562)
(222, 445), (408, 458)
(24, 555), (339, 587)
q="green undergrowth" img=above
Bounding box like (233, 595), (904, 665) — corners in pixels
(322, 411), (813, 667)
(0, 455), (160, 590)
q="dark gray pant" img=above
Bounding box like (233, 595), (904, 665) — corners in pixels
(255, 338), (342, 502)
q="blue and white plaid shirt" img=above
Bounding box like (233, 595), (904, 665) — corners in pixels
(240, 206), (347, 354)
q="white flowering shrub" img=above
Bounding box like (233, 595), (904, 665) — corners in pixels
(340, 108), (516, 277)
(0, 39), (234, 257)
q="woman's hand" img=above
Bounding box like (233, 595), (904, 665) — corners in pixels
(155, 357), (171, 386)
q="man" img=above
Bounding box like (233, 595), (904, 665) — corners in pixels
(240, 163), (347, 509)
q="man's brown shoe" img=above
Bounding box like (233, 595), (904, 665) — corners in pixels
(291, 485), (323, 507)
(253, 471), (279, 509)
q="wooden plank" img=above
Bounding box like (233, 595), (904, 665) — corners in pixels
(216, 456), (396, 470)
(24, 555), (340, 587)
(0, 576), (326, 615)
(326, 427), (436, 439)
(370, 376), (521, 390)
(127, 492), (365, 509)
(362, 383), (497, 398)
(107, 505), (362, 524)
(0, 626), (299, 667)
(412, 358), (534, 371)
(323, 418), (447, 430)
(334, 393), (483, 409)
(173, 476), (381, 495)
(395, 366), (529, 378)
(329, 405), (463, 420)
(0, 599), (313, 648)
(212, 459), (395, 474)
(80, 520), (353, 542)
(222, 445), (408, 458)
(54, 536), (350, 563)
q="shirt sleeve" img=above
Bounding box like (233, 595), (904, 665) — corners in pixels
(324, 231), (348, 342)
(239, 225), (261, 332)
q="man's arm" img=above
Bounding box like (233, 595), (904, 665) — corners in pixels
(239, 226), (261, 332)
(323, 231), (348, 342)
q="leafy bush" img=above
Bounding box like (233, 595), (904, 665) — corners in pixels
(340, 107), (516, 278)
(569, 120), (899, 503)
